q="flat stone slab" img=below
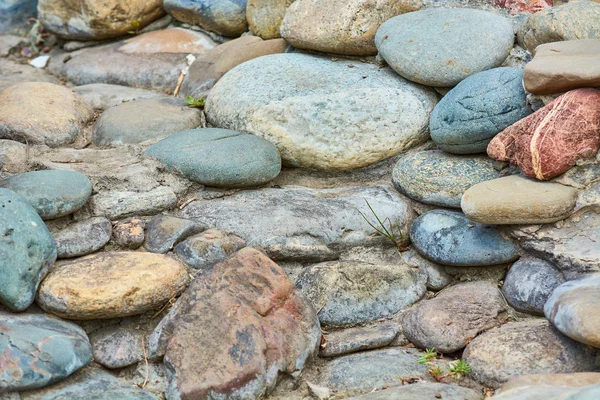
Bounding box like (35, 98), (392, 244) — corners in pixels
(52, 217), (112, 258)
(73, 83), (167, 111)
(320, 324), (399, 358)
(144, 215), (204, 254)
(345, 382), (482, 400)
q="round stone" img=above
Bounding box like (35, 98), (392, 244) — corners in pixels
(392, 150), (504, 208)
(409, 209), (520, 267)
(145, 128), (282, 188)
(430, 68), (532, 154)
(0, 170), (92, 220)
(375, 8), (514, 87)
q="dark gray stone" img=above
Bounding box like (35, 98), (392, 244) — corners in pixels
(144, 215), (204, 254)
(320, 324), (399, 358)
(90, 326), (144, 369)
(164, 0), (248, 37)
(53, 217), (112, 258)
(174, 228), (245, 270)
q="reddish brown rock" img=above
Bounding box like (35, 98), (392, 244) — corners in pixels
(487, 88), (600, 180)
(490, 0), (551, 14)
(148, 247), (320, 400)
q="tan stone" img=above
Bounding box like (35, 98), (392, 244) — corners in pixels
(0, 82), (94, 147)
(37, 252), (190, 319)
(280, 0), (423, 56)
(118, 28), (217, 55)
(500, 372), (600, 393)
(524, 39), (600, 95)
(38, 0), (165, 40)
(247, 0), (295, 39)
(461, 175), (578, 224)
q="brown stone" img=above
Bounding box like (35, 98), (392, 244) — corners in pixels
(247, 0), (296, 39)
(148, 247), (320, 400)
(490, 0), (551, 14)
(524, 39), (600, 95)
(112, 218), (145, 249)
(118, 28), (216, 55)
(500, 372), (600, 393)
(487, 88), (600, 180)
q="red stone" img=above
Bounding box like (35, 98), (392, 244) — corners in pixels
(487, 88), (600, 180)
(490, 0), (552, 14)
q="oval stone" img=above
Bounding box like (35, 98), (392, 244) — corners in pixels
(145, 128), (281, 188)
(163, 0), (248, 37)
(410, 209), (519, 267)
(0, 188), (57, 311)
(430, 68), (532, 154)
(0, 170), (92, 220)
(375, 8), (514, 87)
(392, 150), (503, 208)
(37, 252), (190, 320)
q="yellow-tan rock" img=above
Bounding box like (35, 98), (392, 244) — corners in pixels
(247, 0), (295, 39)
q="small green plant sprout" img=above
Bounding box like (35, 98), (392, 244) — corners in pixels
(417, 348), (438, 365)
(448, 359), (472, 380)
(428, 365), (445, 381)
(358, 199), (407, 253)
(185, 96), (205, 108)
(128, 20), (141, 35)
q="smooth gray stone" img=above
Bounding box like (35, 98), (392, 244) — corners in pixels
(90, 327), (144, 369)
(320, 324), (399, 358)
(73, 83), (166, 111)
(53, 217), (112, 258)
(174, 229), (245, 270)
(144, 215), (205, 254)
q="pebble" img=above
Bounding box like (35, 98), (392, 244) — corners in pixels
(174, 229), (246, 270)
(320, 324), (399, 358)
(145, 215), (205, 254)
(30, 55), (50, 69)
(73, 83), (167, 111)
(247, 0), (295, 39)
(90, 326), (145, 369)
(145, 128), (282, 188)
(52, 217), (112, 258)
(163, 0), (248, 37)
(112, 218), (145, 249)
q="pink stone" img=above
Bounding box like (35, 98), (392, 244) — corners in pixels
(487, 88), (600, 180)
(490, 0), (552, 14)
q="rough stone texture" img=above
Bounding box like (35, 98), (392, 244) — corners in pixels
(0, 82), (94, 147)
(145, 128), (282, 187)
(247, 0), (295, 39)
(345, 382), (483, 400)
(93, 97), (204, 146)
(280, 0), (423, 56)
(410, 209), (519, 267)
(164, 0), (248, 37)
(73, 83), (167, 111)
(494, 384), (600, 400)
(392, 150), (504, 208)
(488, 88), (600, 180)
(296, 260), (427, 326)
(375, 8), (514, 87)
(90, 326), (144, 369)
(510, 207), (600, 279)
(183, 185), (415, 262)
(38, 0), (164, 40)
(0, 188), (57, 311)
(490, 0), (551, 14)
(180, 35), (288, 98)
(463, 319), (598, 388)
(403, 281), (508, 353)
(206, 53), (438, 170)
(502, 257), (565, 315)
(0, 58), (60, 94)
(320, 324), (399, 358)
(174, 229), (246, 270)
(118, 28), (216, 55)
(545, 274), (600, 348)
(430, 68), (532, 154)
(148, 248), (321, 400)
(463, 175), (579, 225)
(500, 372), (600, 392)
(52, 217), (112, 258)
(400, 248), (452, 291)
(524, 39), (600, 95)
(85, 187), (178, 220)
(0, 312), (92, 392)
(112, 218), (145, 249)
(145, 215), (204, 254)
(517, 0), (600, 53)
(0, 170), (92, 220)
(37, 252), (190, 319)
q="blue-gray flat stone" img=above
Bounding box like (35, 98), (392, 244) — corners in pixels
(0, 170), (92, 220)
(392, 150), (504, 208)
(164, 0), (248, 37)
(0, 312), (92, 392)
(0, 188), (57, 311)
(430, 68), (533, 154)
(375, 8), (514, 87)
(410, 209), (519, 266)
(145, 128), (281, 188)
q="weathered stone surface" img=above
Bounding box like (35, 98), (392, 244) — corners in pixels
(320, 324), (399, 358)
(0, 82), (93, 147)
(174, 229), (246, 270)
(524, 39), (600, 95)
(345, 382), (483, 400)
(164, 0), (248, 37)
(280, 0), (423, 56)
(488, 88), (600, 180)
(503, 257), (565, 315)
(145, 128), (282, 187)
(545, 274), (600, 348)
(90, 326), (144, 369)
(400, 248), (452, 291)
(0, 170), (92, 220)
(183, 185), (415, 261)
(392, 150), (504, 208)
(403, 281), (508, 353)
(517, 0), (600, 53)
(118, 28), (216, 54)
(0, 188), (56, 311)
(112, 218), (145, 249)
(52, 217), (111, 258)
(73, 83), (167, 111)
(494, 384), (600, 400)
(37, 252), (190, 319)
(148, 248), (321, 400)
(296, 260), (426, 326)
(0, 58), (59, 94)
(0, 312), (92, 392)
(38, 0), (164, 40)
(375, 8), (514, 87)
(145, 215), (204, 254)
(462, 175), (578, 225)
(180, 35), (288, 98)
(93, 97), (204, 146)
(463, 319), (598, 388)
(206, 53), (437, 170)
(410, 209), (519, 266)
(85, 187), (178, 220)
(430, 68), (532, 154)
(247, 0), (295, 39)
(500, 372), (600, 393)
(490, 0), (551, 14)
